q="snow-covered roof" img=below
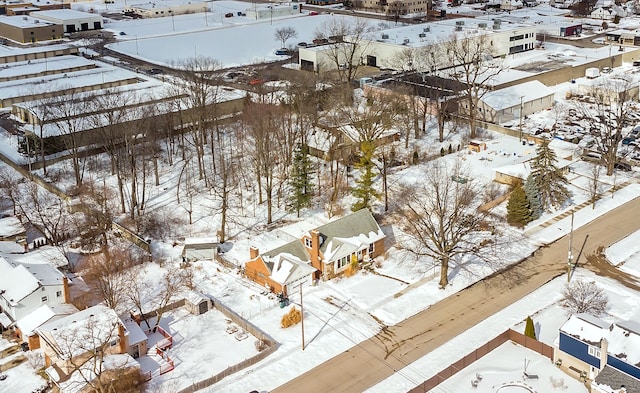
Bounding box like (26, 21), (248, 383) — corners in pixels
(494, 155), (572, 180)
(0, 312), (12, 328)
(267, 253), (316, 286)
(127, 0), (206, 10)
(37, 304), (120, 359)
(482, 80), (554, 111)
(16, 303), (78, 337)
(0, 15), (57, 28)
(0, 216), (25, 238)
(607, 320), (640, 365)
(0, 256), (41, 305)
(0, 43), (76, 59)
(560, 313), (611, 344)
(184, 237), (218, 246)
(49, 353), (138, 393)
(9, 245), (69, 268)
(337, 124), (398, 144)
(0, 55), (96, 82)
(30, 10), (102, 21)
(121, 316), (147, 346)
(365, 17), (531, 48)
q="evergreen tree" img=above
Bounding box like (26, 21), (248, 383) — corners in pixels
(287, 144), (314, 217)
(351, 140), (379, 211)
(529, 140), (571, 210)
(507, 182), (531, 227)
(524, 316), (537, 340)
(524, 174), (542, 220)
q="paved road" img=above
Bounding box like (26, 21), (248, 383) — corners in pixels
(273, 196), (640, 393)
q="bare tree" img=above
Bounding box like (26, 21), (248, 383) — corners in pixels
(16, 182), (71, 246)
(41, 309), (143, 393)
(561, 280), (609, 316)
(275, 26), (298, 49)
(589, 163), (602, 209)
(314, 18), (373, 86)
(150, 265), (193, 331)
(397, 162), (489, 288)
(0, 166), (23, 215)
(573, 76), (634, 175)
(442, 33), (505, 138)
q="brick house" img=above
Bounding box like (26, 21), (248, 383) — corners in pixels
(245, 209), (385, 294)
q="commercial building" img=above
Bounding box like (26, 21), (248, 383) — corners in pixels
(123, 0), (207, 18)
(0, 15), (63, 43)
(30, 9), (103, 33)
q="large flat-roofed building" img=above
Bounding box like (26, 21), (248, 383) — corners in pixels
(0, 43), (78, 63)
(299, 18), (537, 72)
(30, 9), (102, 33)
(2, 1), (70, 16)
(0, 15), (63, 43)
(358, 0), (428, 16)
(124, 0), (207, 18)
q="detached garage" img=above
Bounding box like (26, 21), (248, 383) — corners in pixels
(29, 10), (102, 34)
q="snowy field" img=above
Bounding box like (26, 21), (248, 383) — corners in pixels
(605, 230), (640, 276)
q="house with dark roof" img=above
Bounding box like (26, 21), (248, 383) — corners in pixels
(554, 313), (640, 391)
(244, 209), (385, 295)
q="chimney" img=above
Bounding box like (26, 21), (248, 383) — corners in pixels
(309, 230), (322, 273)
(62, 276), (71, 303)
(118, 323), (127, 354)
(249, 246), (259, 259)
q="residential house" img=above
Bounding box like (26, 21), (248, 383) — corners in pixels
(591, 7), (617, 20)
(245, 209), (385, 293)
(501, 0), (523, 11)
(0, 255), (70, 330)
(0, 216), (26, 241)
(554, 313), (640, 390)
(37, 305), (127, 375)
(15, 303), (79, 350)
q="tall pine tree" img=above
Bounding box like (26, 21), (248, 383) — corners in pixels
(351, 140), (379, 211)
(287, 144), (314, 217)
(507, 182), (531, 227)
(529, 140), (570, 210)
(524, 174), (542, 220)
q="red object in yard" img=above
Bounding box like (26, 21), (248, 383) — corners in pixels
(309, 11), (318, 15)
(249, 79), (264, 85)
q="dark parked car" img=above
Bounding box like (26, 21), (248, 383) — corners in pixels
(614, 162), (632, 171)
(147, 68), (163, 75)
(225, 12), (233, 17)
(275, 49), (287, 55)
(622, 137), (636, 145)
(297, 42), (308, 47)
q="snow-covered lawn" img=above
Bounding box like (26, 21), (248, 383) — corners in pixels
(605, 230), (640, 276)
(0, 339), (47, 393)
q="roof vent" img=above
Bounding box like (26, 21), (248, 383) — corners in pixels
(403, 38), (410, 44)
(419, 33), (426, 38)
(382, 33), (389, 39)
(455, 20), (465, 26)
(423, 26), (430, 32)
(455, 26), (462, 31)
(478, 22), (487, 28)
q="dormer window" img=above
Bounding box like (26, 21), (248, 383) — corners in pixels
(588, 346), (601, 358)
(304, 238), (312, 248)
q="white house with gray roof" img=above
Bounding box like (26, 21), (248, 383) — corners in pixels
(472, 80), (555, 124)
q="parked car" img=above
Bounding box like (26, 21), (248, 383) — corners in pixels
(275, 49), (288, 56)
(622, 137), (636, 145)
(308, 11), (318, 15)
(225, 12), (233, 17)
(297, 42), (308, 47)
(614, 162), (632, 171)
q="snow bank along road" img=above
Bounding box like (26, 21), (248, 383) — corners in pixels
(273, 196), (640, 393)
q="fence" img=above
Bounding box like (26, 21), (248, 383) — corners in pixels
(174, 296), (280, 393)
(156, 325), (173, 350)
(408, 329), (554, 393)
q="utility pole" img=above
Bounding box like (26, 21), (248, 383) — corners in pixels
(519, 95), (524, 142)
(567, 209), (574, 283)
(300, 283), (305, 350)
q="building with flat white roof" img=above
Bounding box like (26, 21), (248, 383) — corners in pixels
(299, 18), (537, 72)
(30, 9), (102, 33)
(0, 15), (64, 43)
(124, 0), (207, 18)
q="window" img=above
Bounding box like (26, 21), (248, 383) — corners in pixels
(56, 290), (62, 298)
(41, 296), (48, 303)
(337, 256), (349, 269)
(588, 346), (601, 358)
(304, 238), (312, 248)
(368, 243), (374, 254)
(110, 339), (118, 347)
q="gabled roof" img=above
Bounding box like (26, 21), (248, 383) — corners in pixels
(259, 209), (384, 266)
(315, 208), (385, 255)
(0, 256), (40, 306)
(593, 365), (640, 392)
(560, 313), (611, 344)
(16, 303), (79, 337)
(0, 216), (25, 239)
(37, 305), (120, 359)
(607, 320), (640, 365)
(268, 254), (316, 286)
